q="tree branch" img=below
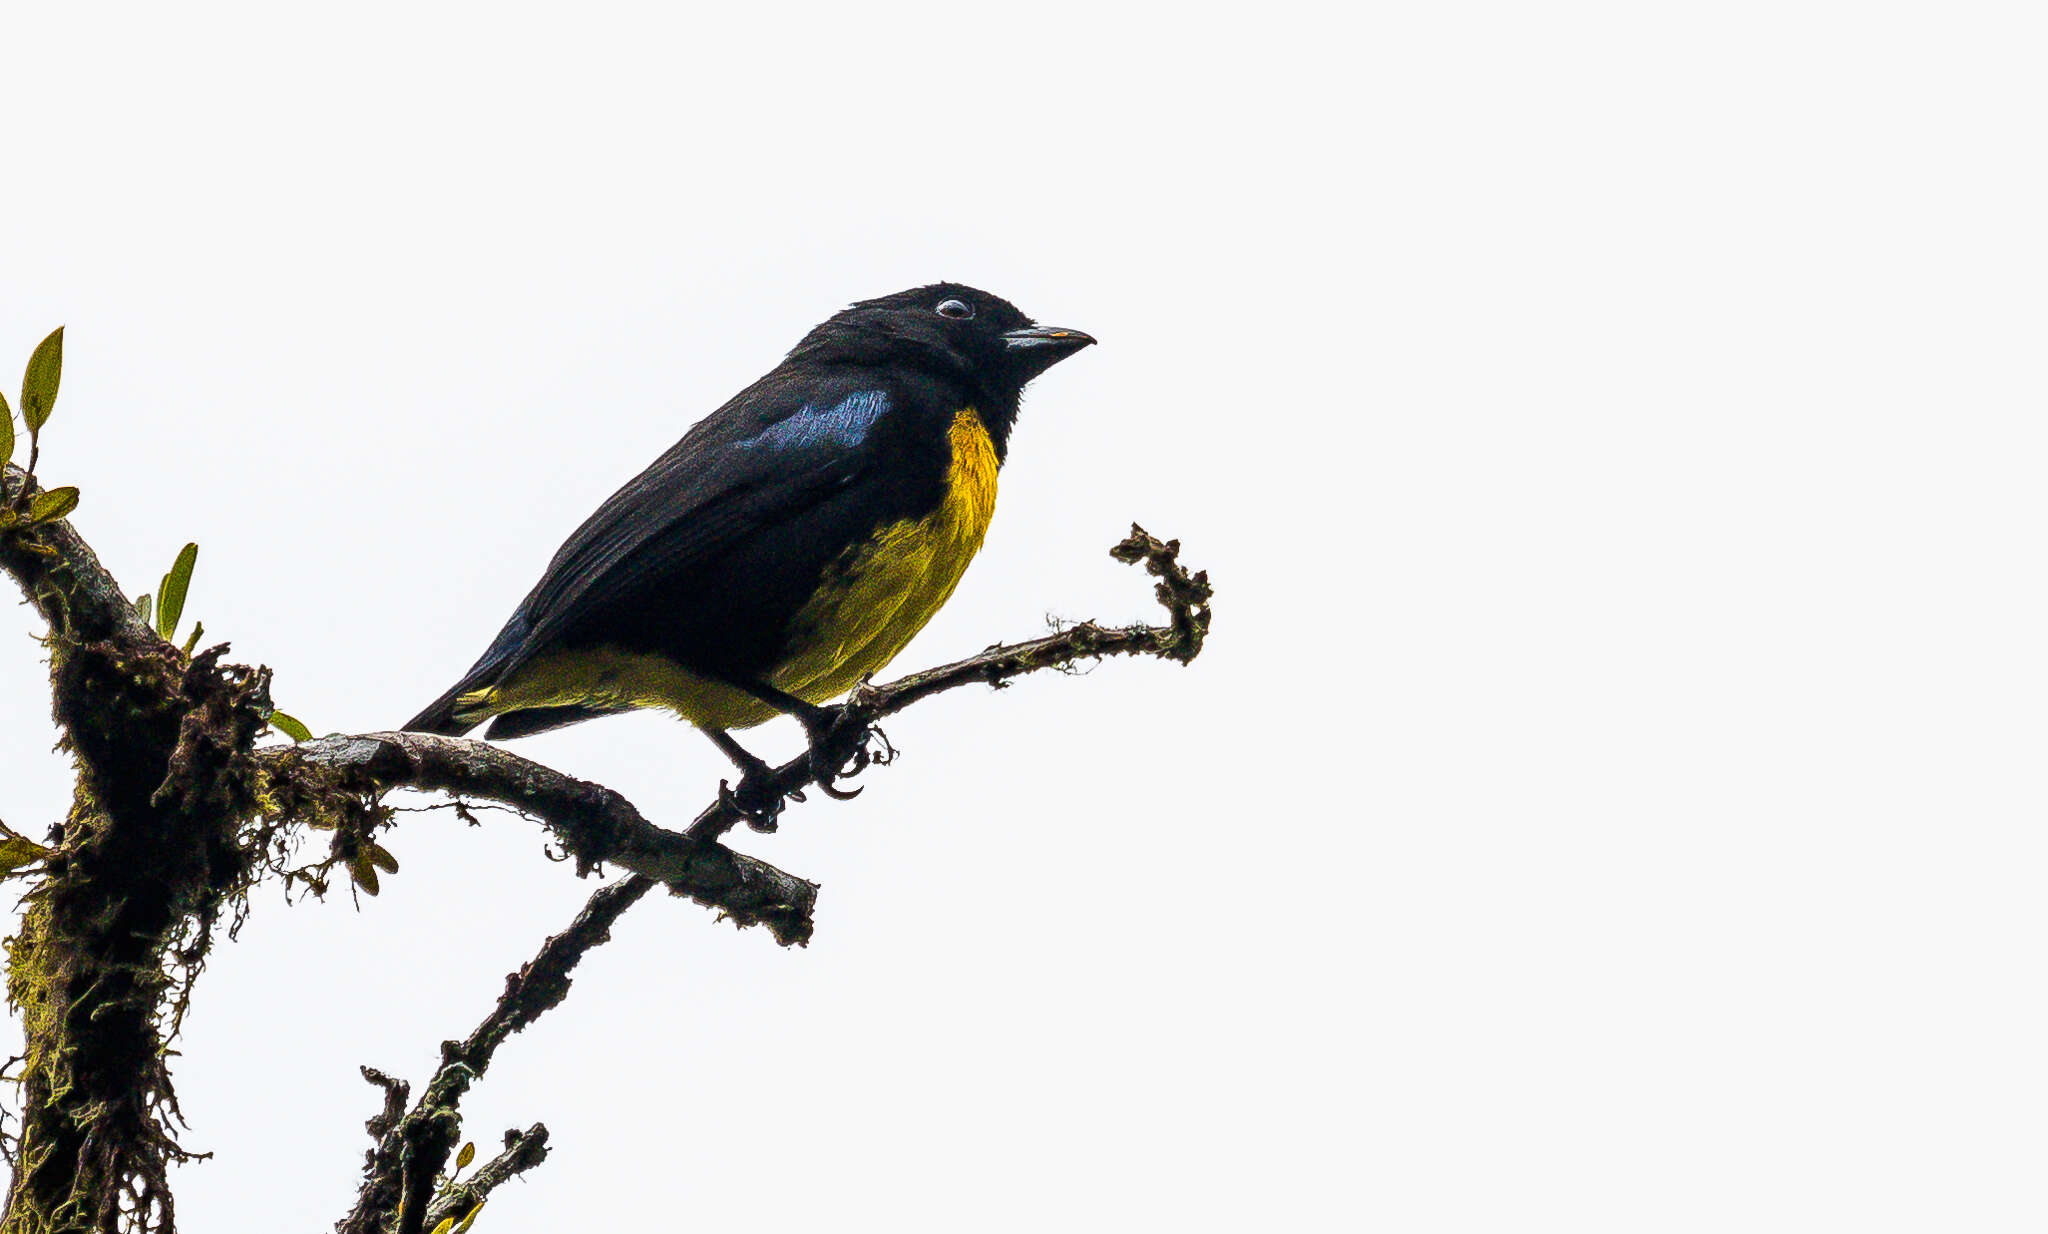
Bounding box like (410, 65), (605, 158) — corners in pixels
(422, 1125), (548, 1231)
(339, 876), (645, 1234)
(260, 736), (818, 945)
(0, 465), (158, 647)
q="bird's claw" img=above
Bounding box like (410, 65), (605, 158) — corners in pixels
(812, 768), (864, 800)
(800, 705), (884, 800)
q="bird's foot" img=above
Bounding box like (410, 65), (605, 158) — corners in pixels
(717, 750), (787, 833)
(796, 703), (889, 800)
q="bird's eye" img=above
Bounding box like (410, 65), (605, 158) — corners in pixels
(935, 299), (973, 320)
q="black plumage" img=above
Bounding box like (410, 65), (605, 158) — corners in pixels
(404, 282), (1093, 813)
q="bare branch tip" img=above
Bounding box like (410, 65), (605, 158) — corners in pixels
(1108, 522), (1213, 664)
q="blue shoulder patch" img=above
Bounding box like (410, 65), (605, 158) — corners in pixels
(742, 390), (889, 452)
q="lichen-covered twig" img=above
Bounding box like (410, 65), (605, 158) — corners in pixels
(422, 1124), (548, 1231)
(338, 876), (646, 1234)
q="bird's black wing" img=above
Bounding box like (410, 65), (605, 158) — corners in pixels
(404, 369), (899, 733)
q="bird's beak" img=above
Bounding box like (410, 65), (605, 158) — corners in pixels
(1002, 325), (1096, 379)
(1004, 325), (1097, 352)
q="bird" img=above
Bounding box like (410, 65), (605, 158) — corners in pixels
(403, 283), (1095, 820)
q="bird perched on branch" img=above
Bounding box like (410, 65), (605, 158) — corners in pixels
(404, 284), (1095, 821)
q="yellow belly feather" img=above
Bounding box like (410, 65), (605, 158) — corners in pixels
(469, 409), (999, 731)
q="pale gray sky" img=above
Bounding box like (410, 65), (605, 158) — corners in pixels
(2, 2), (2043, 1231)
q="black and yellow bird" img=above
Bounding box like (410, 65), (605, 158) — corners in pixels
(404, 283), (1094, 815)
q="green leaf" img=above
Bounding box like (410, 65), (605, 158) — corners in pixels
(180, 620), (204, 656)
(27, 486), (78, 524)
(21, 327), (63, 435)
(452, 1201), (485, 1233)
(455, 1141), (476, 1170)
(0, 837), (50, 872)
(134, 593), (153, 627)
(430, 1220), (456, 1234)
(0, 388), (12, 466)
(268, 710), (313, 742)
(366, 842), (399, 874)
(348, 852), (380, 896)
(157, 541), (197, 640)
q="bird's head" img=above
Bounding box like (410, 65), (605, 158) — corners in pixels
(790, 283), (1096, 398)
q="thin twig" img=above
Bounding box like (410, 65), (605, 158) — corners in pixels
(338, 876), (650, 1234)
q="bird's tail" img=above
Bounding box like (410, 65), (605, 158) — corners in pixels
(402, 681), (486, 737)
(404, 610), (533, 735)
(404, 688), (622, 740)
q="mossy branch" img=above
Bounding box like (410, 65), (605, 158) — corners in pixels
(1, 465), (156, 646)
(1, 465), (271, 1234)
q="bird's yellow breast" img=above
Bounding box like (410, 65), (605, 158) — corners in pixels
(477, 409), (1000, 731)
(769, 407), (999, 703)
